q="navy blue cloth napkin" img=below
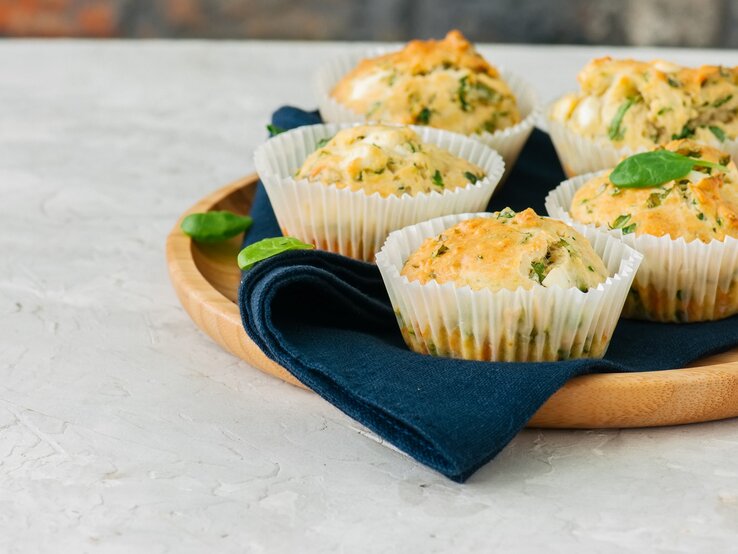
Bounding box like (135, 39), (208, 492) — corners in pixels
(239, 107), (738, 482)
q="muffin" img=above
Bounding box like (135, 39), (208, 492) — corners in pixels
(331, 30), (521, 135)
(314, 31), (539, 176)
(545, 140), (738, 322)
(375, 209), (642, 362)
(401, 208), (608, 292)
(253, 123), (505, 261)
(296, 124), (486, 197)
(547, 57), (738, 176)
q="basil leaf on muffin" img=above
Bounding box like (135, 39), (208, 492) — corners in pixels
(570, 140), (738, 243)
(610, 150), (729, 188)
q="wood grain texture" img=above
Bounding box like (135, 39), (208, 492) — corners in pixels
(166, 174), (738, 429)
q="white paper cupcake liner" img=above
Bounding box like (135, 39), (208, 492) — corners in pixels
(542, 99), (738, 178)
(375, 212), (642, 362)
(313, 48), (539, 178)
(253, 123), (505, 262)
(545, 172), (738, 322)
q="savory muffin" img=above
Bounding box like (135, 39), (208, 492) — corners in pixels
(401, 208), (608, 292)
(376, 210), (641, 361)
(295, 124), (486, 197)
(570, 140), (738, 243)
(548, 140), (738, 322)
(255, 123), (504, 261)
(330, 30), (521, 136)
(550, 57), (738, 150)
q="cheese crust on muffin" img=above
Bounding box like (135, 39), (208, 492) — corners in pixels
(400, 208), (608, 292)
(295, 124), (486, 197)
(550, 57), (738, 149)
(570, 140), (738, 243)
(330, 30), (521, 135)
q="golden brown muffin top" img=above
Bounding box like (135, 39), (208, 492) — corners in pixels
(401, 208), (608, 292)
(570, 140), (738, 242)
(295, 124), (485, 197)
(550, 57), (738, 149)
(331, 30), (521, 135)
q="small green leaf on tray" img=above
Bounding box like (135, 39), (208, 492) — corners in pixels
(237, 236), (315, 271)
(609, 150), (729, 189)
(181, 211), (253, 243)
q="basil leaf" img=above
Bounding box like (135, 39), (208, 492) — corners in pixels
(622, 223), (637, 235)
(464, 171), (478, 184)
(181, 211), (253, 243)
(530, 261), (547, 283)
(266, 124), (286, 136)
(693, 159), (730, 172)
(610, 214), (632, 229)
(608, 98), (634, 140)
(646, 192), (662, 208)
(473, 81), (498, 102)
(610, 151), (696, 188)
(415, 107), (431, 125)
(457, 76), (470, 112)
(713, 94), (733, 108)
(431, 244), (449, 258)
(610, 150), (730, 188)
(709, 125), (726, 142)
(671, 124), (695, 140)
(316, 136), (332, 149)
(237, 237), (315, 270)
(432, 170), (444, 188)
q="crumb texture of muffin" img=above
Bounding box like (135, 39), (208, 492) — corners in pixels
(330, 30), (521, 135)
(570, 140), (738, 243)
(295, 124), (486, 197)
(550, 57), (738, 149)
(401, 208), (608, 292)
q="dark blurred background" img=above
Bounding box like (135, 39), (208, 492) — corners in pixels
(2, 0), (738, 48)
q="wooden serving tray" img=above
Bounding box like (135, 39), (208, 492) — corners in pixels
(166, 174), (738, 428)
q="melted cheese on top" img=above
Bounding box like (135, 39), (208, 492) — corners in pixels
(295, 125), (486, 197)
(550, 57), (738, 149)
(331, 30), (521, 136)
(570, 140), (738, 243)
(401, 208), (608, 292)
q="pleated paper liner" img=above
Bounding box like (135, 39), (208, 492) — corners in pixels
(254, 123), (505, 261)
(375, 212), (642, 362)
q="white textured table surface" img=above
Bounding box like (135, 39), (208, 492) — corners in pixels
(2, 40), (738, 553)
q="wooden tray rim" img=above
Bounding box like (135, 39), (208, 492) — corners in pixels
(166, 174), (738, 428)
